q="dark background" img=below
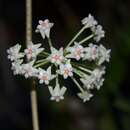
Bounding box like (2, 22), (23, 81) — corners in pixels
(0, 0), (130, 130)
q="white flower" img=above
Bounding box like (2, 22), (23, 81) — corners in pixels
(49, 47), (64, 65)
(66, 42), (84, 60)
(21, 61), (38, 78)
(11, 60), (23, 75)
(97, 44), (111, 65)
(84, 43), (99, 61)
(91, 25), (105, 42)
(36, 19), (54, 39)
(24, 41), (44, 60)
(78, 91), (93, 102)
(38, 66), (55, 85)
(80, 75), (95, 89)
(7, 44), (24, 61)
(80, 67), (105, 90)
(59, 61), (73, 79)
(93, 78), (105, 90)
(91, 68), (105, 90)
(48, 84), (67, 102)
(84, 44), (111, 64)
(93, 67), (106, 78)
(81, 14), (97, 28)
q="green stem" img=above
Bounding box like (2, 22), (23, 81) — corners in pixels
(79, 34), (94, 44)
(73, 68), (87, 78)
(78, 66), (92, 74)
(71, 62), (92, 74)
(71, 77), (84, 92)
(40, 51), (49, 56)
(64, 26), (86, 52)
(35, 59), (47, 64)
(48, 38), (53, 48)
(56, 74), (58, 85)
(34, 60), (49, 68)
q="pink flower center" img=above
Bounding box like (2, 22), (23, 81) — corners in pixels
(40, 20), (49, 28)
(28, 48), (33, 54)
(41, 75), (48, 81)
(92, 47), (97, 55)
(75, 48), (83, 56)
(64, 68), (69, 75)
(52, 54), (61, 61)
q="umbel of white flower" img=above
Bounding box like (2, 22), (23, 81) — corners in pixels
(7, 14), (111, 103)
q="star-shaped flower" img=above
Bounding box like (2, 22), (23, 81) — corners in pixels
(11, 60), (23, 75)
(7, 44), (24, 61)
(38, 66), (55, 85)
(24, 41), (44, 60)
(98, 44), (111, 65)
(48, 47), (64, 65)
(80, 67), (105, 90)
(78, 91), (93, 102)
(59, 60), (73, 79)
(84, 43), (99, 61)
(36, 19), (54, 39)
(48, 84), (67, 102)
(66, 42), (85, 60)
(81, 14), (97, 28)
(91, 25), (105, 42)
(21, 61), (38, 78)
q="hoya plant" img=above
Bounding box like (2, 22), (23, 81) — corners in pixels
(7, 14), (111, 103)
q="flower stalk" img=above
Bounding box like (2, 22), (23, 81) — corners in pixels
(34, 60), (49, 68)
(79, 34), (94, 44)
(30, 80), (39, 130)
(73, 64), (92, 74)
(64, 26), (86, 52)
(48, 38), (53, 48)
(71, 77), (84, 92)
(26, 0), (39, 130)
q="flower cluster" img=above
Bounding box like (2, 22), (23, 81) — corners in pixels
(7, 15), (111, 102)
